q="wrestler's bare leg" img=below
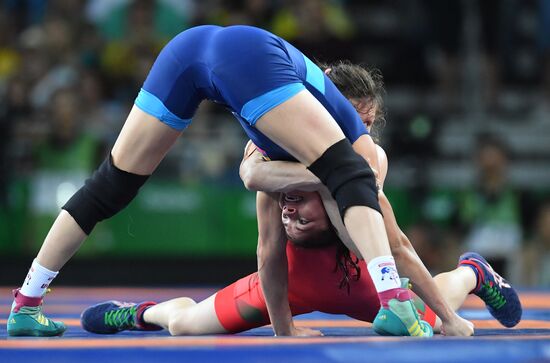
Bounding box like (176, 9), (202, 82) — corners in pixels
(255, 90), (391, 263)
(431, 267), (477, 332)
(143, 295), (228, 336)
(36, 106), (182, 271)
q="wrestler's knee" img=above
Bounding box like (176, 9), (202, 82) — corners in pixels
(166, 298), (197, 336)
(168, 311), (188, 335)
(308, 139), (381, 219)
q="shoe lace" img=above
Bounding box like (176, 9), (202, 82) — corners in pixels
(18, 305), (50, 322)
(104, 306), (137, 329)
(388, 297), (429, 336)
(480, 282), (506, 309)
(404, 301), (429, 336)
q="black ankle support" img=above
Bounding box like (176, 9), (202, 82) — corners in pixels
(63, 155), (150, 234)
(308, 139), (381, 218)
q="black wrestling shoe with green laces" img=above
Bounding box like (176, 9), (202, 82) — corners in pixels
(81, 300), (161, 334)
(458, 252), (522, 328)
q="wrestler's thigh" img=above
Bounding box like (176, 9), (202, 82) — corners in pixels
(255, 90), (346, 165)
(111, 106), (182, 175)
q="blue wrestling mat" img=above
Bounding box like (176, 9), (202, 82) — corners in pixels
(1, 287), (549, 363)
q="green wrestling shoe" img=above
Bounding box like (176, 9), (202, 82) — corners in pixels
(372, 280), (433, 337)
(7, 289), (66, 337)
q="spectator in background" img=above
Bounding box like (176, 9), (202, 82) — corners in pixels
(86, 0), (193, 43)
(0, 76), (37, 253)
(456, 135), (524, 281)
(1, 0), (48, 31)
(425, 0), (463, 113)
(29, 88), (101, 252)
(2, 75), (31, 169)
(405, 222), (450, 275)
(79, 69), (126, 148)
(28, 17), (80, 109)
(96, 0), (176, 98)
(33, 88), (100, 173)
(539, 0), (550, 109)
(425, 0), (517, 113)
(0, 9), (20, 84)
(199, 0), (275, 29)
(270, 0), (355, 58)
(522, 201), (550, 287)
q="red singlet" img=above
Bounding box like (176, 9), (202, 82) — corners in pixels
(214, 241), (436, 332)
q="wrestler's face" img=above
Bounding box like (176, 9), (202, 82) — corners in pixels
(280, 191), (330, 242)
(350, 98), (377, 131)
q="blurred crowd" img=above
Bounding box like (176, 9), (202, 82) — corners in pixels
(0, 0), (549, 286)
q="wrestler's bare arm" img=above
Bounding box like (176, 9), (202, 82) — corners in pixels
(378, 191), (473, 335)
(239, 140), (321, 192)
(355, 144), (473, 335)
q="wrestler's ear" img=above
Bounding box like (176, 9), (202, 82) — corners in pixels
(324, 68), (332, 75)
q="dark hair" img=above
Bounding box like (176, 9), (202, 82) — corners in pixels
(334, 242), (361, 294)
(288, 225), (361, 294)
(317, 60), (386, 141)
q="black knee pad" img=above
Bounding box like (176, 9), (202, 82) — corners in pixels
(308, 139), (381, 218)
(63, 155), (149, 234)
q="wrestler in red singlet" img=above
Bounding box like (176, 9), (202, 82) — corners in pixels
(214, 191), (436, 333)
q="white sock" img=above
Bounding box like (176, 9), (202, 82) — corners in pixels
(367, 255), (401, 293)
(20, 259), (58, 297)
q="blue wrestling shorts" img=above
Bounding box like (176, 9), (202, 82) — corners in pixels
(135, 25), (367, 161)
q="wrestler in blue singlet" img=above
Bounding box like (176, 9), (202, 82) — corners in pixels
(136, 25), (367, 161)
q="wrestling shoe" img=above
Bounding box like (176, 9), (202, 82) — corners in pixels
(7, 289), (66, 337)
(401, 278), (438, 328)
(372, 283), (433, 337)
(459, 252), (522, 328)
(81, 300), (161, 334)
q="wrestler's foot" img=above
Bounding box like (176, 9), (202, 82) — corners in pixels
(7, 289), (66, 337)
(372, 285), (433, 337)
(458, 252), (522, 328)
(81, 300), (160, 334)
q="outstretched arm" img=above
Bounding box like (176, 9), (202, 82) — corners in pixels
(256, 191), (293, 335)
(353, 144), (472, 335)
(379, 192), (473, 336)
(256, 191), (322, 337)
(241, 143), (322, 336)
